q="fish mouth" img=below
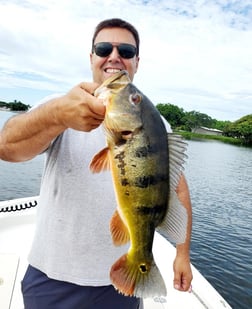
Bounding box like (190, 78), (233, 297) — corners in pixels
(100, 70), (130, 88)
(94, 70), (130, 98)
(104, 70), (129, 84)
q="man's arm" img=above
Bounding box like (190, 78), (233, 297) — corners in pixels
(0, 82), (105, 162)
(173, 173), (193, 291)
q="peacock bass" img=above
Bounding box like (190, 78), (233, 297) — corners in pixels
(90, 70), (188, 298)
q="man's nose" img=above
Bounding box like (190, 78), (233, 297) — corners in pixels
(108, 46), (121, 60)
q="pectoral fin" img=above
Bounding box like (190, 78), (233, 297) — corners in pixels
(89, 147), (110, 173)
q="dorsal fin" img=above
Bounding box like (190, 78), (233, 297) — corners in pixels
(168, 133), (187, 190)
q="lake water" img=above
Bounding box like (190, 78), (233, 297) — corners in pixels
(1, 111), (252, 308)
(0, 111), (44, 200)
(185, 139), (252, 309)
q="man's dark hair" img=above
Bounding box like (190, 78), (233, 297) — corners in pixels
(92, 18), (140, 56)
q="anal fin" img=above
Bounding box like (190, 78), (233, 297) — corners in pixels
(110, 210), (130, 246)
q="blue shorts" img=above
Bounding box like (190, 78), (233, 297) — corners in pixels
(21, 265), (143, 309)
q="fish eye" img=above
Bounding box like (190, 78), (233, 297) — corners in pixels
(130, 93), (142, 105)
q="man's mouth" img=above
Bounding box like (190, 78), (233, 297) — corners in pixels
(104, 68), (122, 73)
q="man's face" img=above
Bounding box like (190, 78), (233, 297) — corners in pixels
(90, 27), (139, 84)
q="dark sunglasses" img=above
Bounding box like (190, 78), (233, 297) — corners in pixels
(93, 42), (137, 59)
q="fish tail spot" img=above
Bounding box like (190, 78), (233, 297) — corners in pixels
(139, 263), (148, 273)
(110, 254), (167, 298)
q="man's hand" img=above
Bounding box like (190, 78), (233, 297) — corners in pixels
(173, 251), (193, 292)
(52, 82), (106, 132)
(173, 173), (193, 292)
(0, 82), (106, 162)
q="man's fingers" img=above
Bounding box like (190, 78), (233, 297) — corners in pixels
(79, 82), (100, 95)
(88, 98), (106, 118)
(174, 278), (192, 292)
(79, 82), (106, 118)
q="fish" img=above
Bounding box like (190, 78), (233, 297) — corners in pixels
(90, 70), (188, 298)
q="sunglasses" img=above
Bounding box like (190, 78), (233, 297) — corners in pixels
(93, 42), (137, 59)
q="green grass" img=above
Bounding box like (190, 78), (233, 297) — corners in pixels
(175, 131), (247, 146)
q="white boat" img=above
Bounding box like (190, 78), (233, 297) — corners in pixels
(0, 196), (232, 309)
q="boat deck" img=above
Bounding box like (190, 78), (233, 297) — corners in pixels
(0, 197), (232, 309)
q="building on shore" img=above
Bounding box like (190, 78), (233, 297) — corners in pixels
(193, 126), (223, 136)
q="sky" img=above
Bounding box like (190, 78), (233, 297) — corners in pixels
(0, 0), (251, 121)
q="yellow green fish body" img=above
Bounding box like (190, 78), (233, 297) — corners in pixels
(90, 71), (187, 297)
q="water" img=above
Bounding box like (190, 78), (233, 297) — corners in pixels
(0, 111), (44, 200)
(1, 111), (252, 308)
(185, 140), (252, 309)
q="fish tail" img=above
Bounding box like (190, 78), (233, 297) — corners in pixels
(110, 253), (167, 298)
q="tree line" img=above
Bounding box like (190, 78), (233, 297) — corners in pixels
(0, 100), (31, 111)
(156, 103), (252, 146)
(0, 99), (251, 145)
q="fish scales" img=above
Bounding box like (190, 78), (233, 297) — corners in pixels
(90, 70), (188, 298)
(111, 120), (169, 232)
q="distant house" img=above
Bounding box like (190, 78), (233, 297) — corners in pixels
(193, 126), (223, 136)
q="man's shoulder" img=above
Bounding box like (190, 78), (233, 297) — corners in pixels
(29, 93), (65, 111)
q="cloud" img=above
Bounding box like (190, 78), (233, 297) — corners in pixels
(0, 0), (251, 120)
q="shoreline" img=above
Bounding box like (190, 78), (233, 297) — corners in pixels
(0, 108), (25, 114)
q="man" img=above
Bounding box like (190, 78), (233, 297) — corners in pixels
(0, 18), (192, 308)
